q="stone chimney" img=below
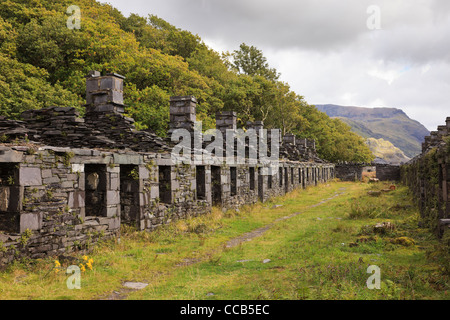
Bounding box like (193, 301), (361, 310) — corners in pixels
(267, 129), (281, 144)
(216, 111), (237, 137)
(246, 121), (264, 132)
(85, 71), (125, 113)
(307, 139), (316, 150)
(437, 125), (448, 137)
(169, 96), (197, 134)
(283, 133), (296, 145)
(446, 117), (450, 129)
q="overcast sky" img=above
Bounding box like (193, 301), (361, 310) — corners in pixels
(103, 0), (450, 131)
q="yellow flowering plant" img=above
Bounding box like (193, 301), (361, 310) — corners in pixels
(53, 260), (62, 274)
(79, 255), (94, 272)
(51, 255), (94, 275)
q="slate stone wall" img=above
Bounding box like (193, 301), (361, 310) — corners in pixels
(335, 164), (365, 181)
(375, 164), (401, 181)
(0, 145), (335, 265)
(401, 117), (450, 236)
(0, 71), (336, 265)
(0, 147), (120, 265)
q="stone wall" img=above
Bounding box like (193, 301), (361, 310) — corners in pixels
(0, 71), (335, 266)
(335, 163), (400, 182)
(0, 146), (120, 265)
(335, 164), (365, 181)
(401, 117), (450, 236)
(0, 144), (334, 265)
(376, 164), (401, 181)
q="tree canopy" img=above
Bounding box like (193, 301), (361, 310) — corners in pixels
(0, 0), (374, 162)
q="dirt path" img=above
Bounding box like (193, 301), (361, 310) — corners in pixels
(225, 189), (346, 249)
(99, 188), (346, 300)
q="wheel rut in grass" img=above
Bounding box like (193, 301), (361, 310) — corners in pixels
(100, 188), (346, 300)
(224, 190), (346, 249)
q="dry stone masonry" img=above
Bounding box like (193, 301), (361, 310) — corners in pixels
(334, 163), (399, 182)
(401, 117), (450, 237)
(0, 72), (335, 265)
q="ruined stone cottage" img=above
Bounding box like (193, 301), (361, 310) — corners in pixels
(401, 117), (450, 237)
(0, 71), (335, 265)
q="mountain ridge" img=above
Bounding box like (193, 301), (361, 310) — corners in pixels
(314, 104), (430, 160)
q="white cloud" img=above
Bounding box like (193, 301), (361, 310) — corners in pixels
(367, 61), (406, 85)
(103, 0), (450, 131)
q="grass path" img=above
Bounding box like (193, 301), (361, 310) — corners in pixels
(0, 181), (449, 300)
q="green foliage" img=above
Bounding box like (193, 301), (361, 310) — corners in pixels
(0, 53), (82, 119)
(0, 0), (374, 163)
(297, 105), (374, 162)
(226, 43), (280, 82)
(19, 228), (32, 247)
(445, 136), (450, 154)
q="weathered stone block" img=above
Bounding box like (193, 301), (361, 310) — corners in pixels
(20, 212), (43, 233)
(41, 169), (52, 179)
(0, 148), (22, 163)
(113, 154), (141, 165)
(68, 191), (85, 209)
(107, 216), (120, 230)
(150, 186), (159, 199)
(139, 166), (149, 180)
(109, 175), (120, 191)
(106, 191), (120, 205)
(71, 164), (84, 173)
(19, 167), (42, 186)
(61, 181), (74, 189)
(106, 206), (119, 218)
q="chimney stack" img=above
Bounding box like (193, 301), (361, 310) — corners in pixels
(85, 71), (125, 113)
(283, 133), (296, 145)
(169, 96), (197, 135)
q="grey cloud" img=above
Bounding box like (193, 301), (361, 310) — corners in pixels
(104, 0), (449, 131)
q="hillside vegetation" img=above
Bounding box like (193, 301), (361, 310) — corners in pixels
(0, 0), (374, 163)
(366, 138), (410, 164)
(315, 104), (430, 159)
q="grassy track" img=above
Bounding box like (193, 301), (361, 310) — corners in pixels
(0, 181), (449, 300)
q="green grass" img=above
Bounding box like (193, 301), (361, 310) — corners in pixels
(0, 181), (449, 300)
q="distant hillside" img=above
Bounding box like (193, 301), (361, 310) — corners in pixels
(315, 104), (430, 159)
(366, 138), (410, 164)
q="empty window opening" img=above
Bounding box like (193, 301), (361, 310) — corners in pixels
(211, 166), (221, 205)
(85, 164), (107, 217)
(0, 163), (20, 233)
(120, 165), (140, 227)
(258, 167), (264, 201)
(159, 166), (172, 204)
(279, 167), (283, 187)
(302, 169), (306, 188)
(249, 167), (255, 191)
(196, 166), (206, 200)
(298, 168), (302, 184)
(285, 167), (289, 192)
(230, 167), (237, 196)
